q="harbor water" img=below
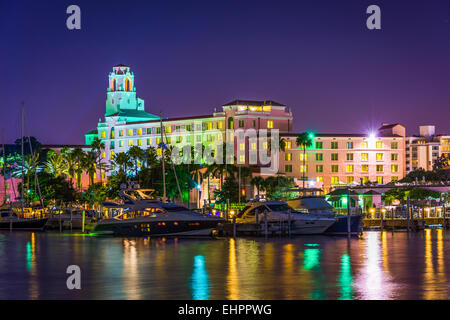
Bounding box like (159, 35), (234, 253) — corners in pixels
(0, 230), (449, 300)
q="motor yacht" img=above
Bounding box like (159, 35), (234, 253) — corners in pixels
(237, 200), (336, 235)
(92, 187), (223, 236)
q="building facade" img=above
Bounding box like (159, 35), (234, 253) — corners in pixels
(85, 65), (408, 201)
(405, 125), (450, 173)
(279, 123), (406, 192)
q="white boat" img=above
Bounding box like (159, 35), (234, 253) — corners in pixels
(237, 200), (336, 235)
(93, 187), (223, 236)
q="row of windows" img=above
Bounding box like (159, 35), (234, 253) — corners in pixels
(284, 164), (399, 173)
(100, 122), (226, 139)
(284, 152), (399, 161)
(283, 140), (398, 150)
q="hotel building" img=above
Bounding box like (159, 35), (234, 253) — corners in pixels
(279, 123), (406, 192)
(85, 65), (407, 200)
(405, 125), (450, 173)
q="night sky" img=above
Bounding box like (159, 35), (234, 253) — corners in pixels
(2, 0), (450, 144)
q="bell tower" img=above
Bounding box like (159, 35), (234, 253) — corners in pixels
(105, 64), (145, 116)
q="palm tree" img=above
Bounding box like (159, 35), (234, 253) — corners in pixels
(296, 132), (314, 190)
(127, 146), (145, 179)
(82, 151), (97, 186)
(113, 152), (132, 176)
(91, 138), (105, 185)
(61, 147), (77, 185)
(143, 146), (158, 169)
(71, 147), (86, 191)
(44, 151), (68, 178)
(251, 176), (265, 196)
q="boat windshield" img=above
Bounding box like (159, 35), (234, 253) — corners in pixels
(266, 204), (293, 212)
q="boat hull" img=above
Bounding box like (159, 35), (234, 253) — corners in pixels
(0, 218), (48, 230)
(325, 215), (362, 235)
(92, 219), (221, 237)
(291, 218), (336, 235)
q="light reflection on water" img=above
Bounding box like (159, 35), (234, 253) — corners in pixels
(1, 230), (450, 299)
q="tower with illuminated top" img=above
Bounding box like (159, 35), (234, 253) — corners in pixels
(85, 65), (159, 145)
(105, 64), (145, 116)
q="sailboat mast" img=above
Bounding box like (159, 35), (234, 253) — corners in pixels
(21, 102), (24, 217)
(160, 114), (166, 202)
(2, 129), (6, 205)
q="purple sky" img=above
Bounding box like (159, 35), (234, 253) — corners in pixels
(2, 0), (450, 144)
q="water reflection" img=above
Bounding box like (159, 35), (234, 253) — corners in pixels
(226, 238), (239, 300)
(423, 229), (448, 299)
(355, 232), (395, 299)
(338, 254), (353, 300)
(191, 255), (209, 300)
(123, 239), (140, 299)
(2, 231), (450, 299)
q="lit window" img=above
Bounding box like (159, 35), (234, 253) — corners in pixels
(391, 176), (399, 182)
(165, 126), (172, 133)
(240, 143), (245, 151)
(346, 165), (354, 173)
(285, 153), (292, 161)
(391, 165), (399, 173)
(362, 176), (369, 184)
(361, 153), (368, 161)
(331, 177), (339, 184)
(362, 165), (369, 172)
(239, 155), (245, 163)
(263, 142), (268, 150)
(101, 152), (106, 159)
(347, 176), (354, 184)
(376, 153), (383, 161)
(316, 176), (323, 182)
(391, 153), (398, 161)
(119, 130), (123, 137)
(377, 176), (383, 184)
(217, 122), (223, 130)
(110, 151), (115, 159)
(119, 140), (124, 147)
(285, 141), (292, 149)
(100, 131), (106, 138)
(300, 165), (308, 173)
(267, 120), (274, 129)
(128, 129), (133, 136)
(376, 165), (383, 172)
(361, 141), (368, 149)
(300, 153), (308, 161)
(376, 141), (383, 149)
(157, 149), (162, 156)
(111, 131), (115, 139)
(138, 139), (142, 146)
(251, 142), (257, 150)
(128, 140), (133, 146)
